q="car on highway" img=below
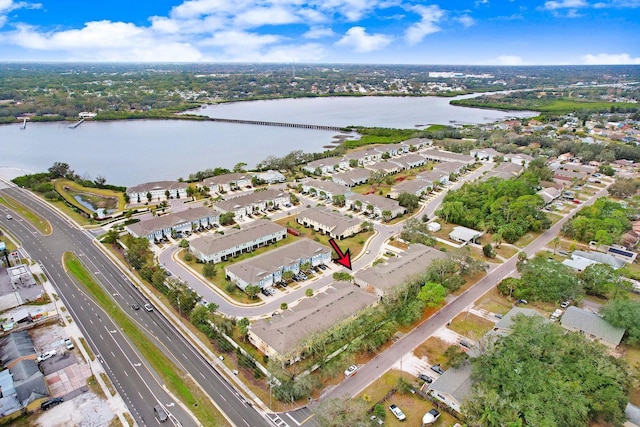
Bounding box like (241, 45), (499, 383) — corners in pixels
(430, 364), (445, 375)
(5, 214), (12, 220)
(154, 405), (168, 422)
(389, 404), (406, 421)
(64, 338), (74, 350)
(131, 303), (140, 310)
(344, 365), (358, 377)
(144, 303), (154, 312)
(37, 350), (57, 362)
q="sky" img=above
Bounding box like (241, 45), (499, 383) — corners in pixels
(0, 0), (639, 65)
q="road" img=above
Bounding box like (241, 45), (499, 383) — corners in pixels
(317, 184), (609, 402)
(0, 184), (270, 427)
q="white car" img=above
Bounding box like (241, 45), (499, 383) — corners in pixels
(64, 338), (74, 350)
(344, 365), (358, 377)
(389, 404), (406, 421)
(37, 350), (57, 362)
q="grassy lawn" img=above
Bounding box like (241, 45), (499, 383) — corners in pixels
(449, 313), (495, 341)
(414, 337), (450, 366)
(355, 369), (460, 427)
(0, 194), (52, 235)
(0, 226), (19, 252)
(275, 215), (374, 257)
(623, 345), (640, 406)
(494, 244), (518, 260)
(476, 288), (512, 316)
(53, 179), (125, 223)
(63, 252), (228, 427)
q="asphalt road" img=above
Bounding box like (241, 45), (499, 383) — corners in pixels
(0, 184), (270, 427)
(317, 184), (610, 403)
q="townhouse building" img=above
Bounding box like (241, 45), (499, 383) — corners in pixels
(345, 193), (406, 219)
(389, 153), (426, 170)
(126, 180), (188, 203)
(213, 189), (290, 220)
(331, 169), (371, 187)
(300, 179), (351, 201)
(296, 207), (364, 240)
(126, 207), (220, 241)
(189, 219), (287, 264)
(421, 149), (475, 165)
(303, 157), (348, 175)
(388, 177), (432, 199)
(200, 173), (251, 194)
(470, 148), (502, 162)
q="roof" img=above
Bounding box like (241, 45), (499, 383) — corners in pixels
(250, 281), (378, 356)
(0, 332), (35, 366)
(202, 172), (251, 187)
(494, 307), (545, 330)
(332, 169), (371, 185)
(417, 170), (448, 182)
(296, 207), (363, 237)
(355, 244), (447, 292)
(305, 157), (344, 169)
(537, 187), (562, 204)
(561, 306), (625, 346)
(389, 153), (425, 168)
(391, 178), (432, 194)
(189, 220), (286, 257)
(346, 193), (405, 212)
(126, 180), (187, 194)
(126, 206), (220, 237)
(449, 226), (483, 242)
(562, 256), (597, 271)
(572, 250), (625, 269)
(421, 149), (474, 164)
(427, 363), (473, 404)
(226, 238), (330, 284)
(433, 161), (465, 174)
(10, 360), (48, 405)
(365, 162), (399, 173)
(214, 189), (288, 212)
(303, 179), (350, 196)
(494, 162), (524, 174)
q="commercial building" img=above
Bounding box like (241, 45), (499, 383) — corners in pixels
(189, 220), (287, 263)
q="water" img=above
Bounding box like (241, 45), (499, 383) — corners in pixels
(0, 94), (537, 186)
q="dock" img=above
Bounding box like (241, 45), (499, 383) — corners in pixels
(19, 118), (27, 130)
(69, 118), (84, 129)
(204, 117), (352, 132)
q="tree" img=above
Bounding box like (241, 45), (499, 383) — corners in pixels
(220, 212), (235, 226)
(48, 162), (72, 179)
(579, 264), (619, 298)
(608, 178), (640, 198)
(417, 282), (446, 308)
(464, 315), (630, 427)
(245, 285), (260, 298)
(280, 302), (288, 310)
(551, 236), (560, 254)
(233, 162), (247, 173)
(332, 194), (345, 207)
(151, 269), (166, 290)
(102, 229), (119, 244)
(397, 192), (420, 212)
(202, 263), (216, 279)
(601, 299), (640, 345)
(443, 345), (468, 368)
(313, 396), (369, 427)
(95, 175), (107, 186)
(305, 288), (314, 297)
(282, 270), (295, 282)
(381, 210), (392, 222)
(300, 261), (312, 272)
(186, 186), (195, 199)
(483, 243), (496, 258)
(599, 164), (615, 176)
(146, 191), (152, 203)
(165, 189), (171, 200)
(238, 317), (250, 340)
(125, 236), (151, 270)
(492, 232), (503, 249)
(517, 256), (582, 302)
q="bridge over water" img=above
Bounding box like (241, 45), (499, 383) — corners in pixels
(204, 117), (353, 132)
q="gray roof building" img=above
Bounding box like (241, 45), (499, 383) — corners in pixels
(433, 161), (466, 175)
(560, 306), (625, 348)
(126, 206), (220, 240)
(354, 244), (447, 296)
(494, 307), (545, 332)
(421, 149), (475, 164)
(126, 180), (188, 196)
(572, 250), (625, 269)
(427, 363), (473, 413)
(11, 359), (49, 407)
(301, 179), (351, 199)
(331, 169), (371, 187)
(214, 189), (290, 215)
(0, 331), (36, 368)
(248, 281), (378, 363)
(296, 207), (364, 240)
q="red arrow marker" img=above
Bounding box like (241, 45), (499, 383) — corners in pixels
(328, 238), (352, 270)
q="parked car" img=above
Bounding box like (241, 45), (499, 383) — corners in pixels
(430, 364), (445, 375)
(517, 299), (528, 305)
(261, 288), (272, 296)
(344, 365), (358, 377)
(422, 408), (440, 425)
(494, 313), (503, 319)
(459, 339), (472, 348)
(41, 397), (64, 410)
(318, 264), (327, 270)
(370, 415), (385, 425)
(418, 373), (433, 383)
(144, 303), (154, 312)
(64, 338), (74, 350)
(389, 404), (406, 421)
(558, 250), (569, 255)
(37, 350), (57, 362)
(560, 300), (571, 308)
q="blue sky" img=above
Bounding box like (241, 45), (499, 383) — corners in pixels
(0, 0), (639, 64)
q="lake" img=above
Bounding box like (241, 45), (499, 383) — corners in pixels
(0, 95), (537, 186)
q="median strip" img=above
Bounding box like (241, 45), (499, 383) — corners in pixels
(0, 194), (52, 235)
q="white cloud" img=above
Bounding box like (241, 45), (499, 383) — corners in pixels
(234, 6), (301, 27)
(320, 0), (382, 21)
(404, 4), (444, 45)
(335, 26), (392, 53)
(457, 14), (476, 27)
(0, 0), (40, 28)
(543, 0), (587, 9)
(489, 55), (525, 65)
(582, 53), (640, 64)
(303, 26), (336, 39)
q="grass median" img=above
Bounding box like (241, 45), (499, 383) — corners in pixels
(63, 252), (228, 427)
(0, 194), (52, 235)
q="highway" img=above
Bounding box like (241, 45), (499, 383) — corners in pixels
(0, 183), (270, 427)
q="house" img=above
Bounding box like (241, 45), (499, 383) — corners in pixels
(343, 148), (381, 166)
(247, 281), (378, 364)
(607, 245), (638, 263)
(253, 170), (286, 184)
(126, 180), (188, 203)
(126, 207), (220, 241)
(365, 161), (401, 175)
(427, 222), (441, 232)
(303, 157), (348, 175)
(449, 226), (483, 244)
(427, 364), (473, 414)
(537, 187), (562, 205)
(214, 189), (290, 220)
(201, 173), (251, 194)
(225, 239), (331, 290)
(570, 250), (625, 269)
(345, 193), (406, 219)
(189, 220), (287, 263)
(296, 207), (364, 240)
(389, 153), (426, 170)
(494, 307), (545, 333)
(470, 148), (502, 162)
(331, 169), (371, 187)
(417, 170), (449, 185)
(554, 168), (589, 184)
(432, 161), (466, 176)
(0, 332), (37, 369)
(374, 143), (408, 157)
(503, 153), (534, 167)
(8, 360), (49, 411)
(388, 178), (432, 199)
(300, 179), (351, 201)
(401, 137), (432, 150)
(562, 255), (597, 272)
(560, 306), (625, 349)
(420, 149), (474, 165)
(354, 244), (447, 297)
